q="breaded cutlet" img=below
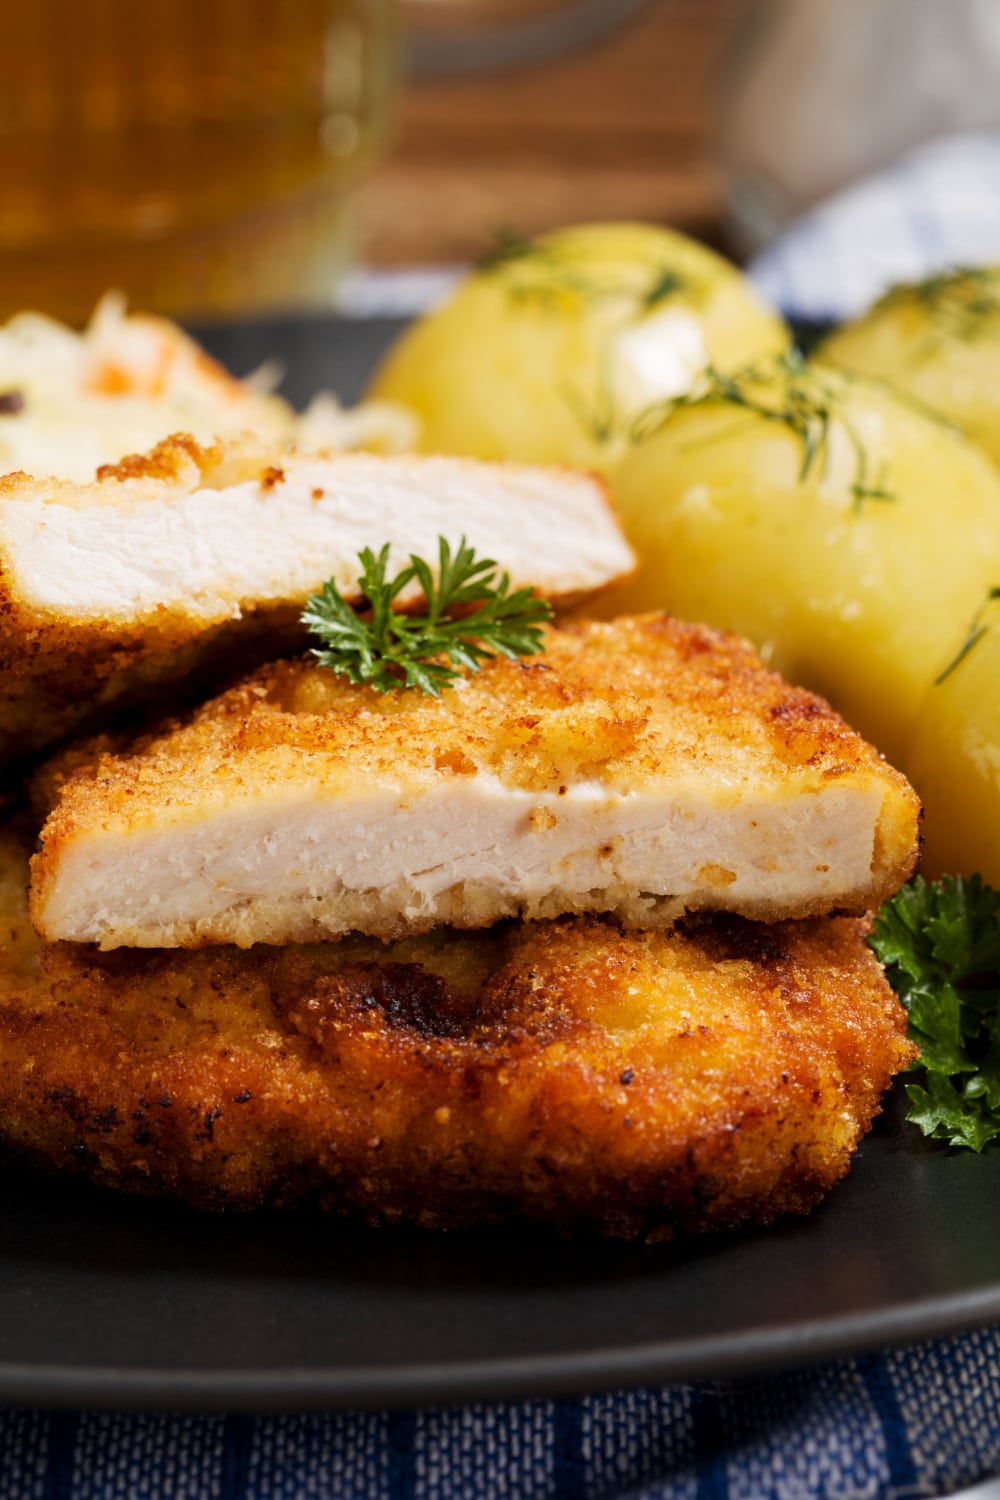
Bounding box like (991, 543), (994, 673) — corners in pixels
(32, 614), (921, 949)
(0, 820), (915, 1238)
(0, 433), (633, 770)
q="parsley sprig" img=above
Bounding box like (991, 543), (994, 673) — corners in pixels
(870, 875), (1000, 1150)
(301, 537), (553, 696)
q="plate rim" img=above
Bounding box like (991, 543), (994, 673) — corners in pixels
(4, 1284), (1000, 1412)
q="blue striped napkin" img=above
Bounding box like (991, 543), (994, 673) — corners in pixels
(3, 1325), (1000, 1498)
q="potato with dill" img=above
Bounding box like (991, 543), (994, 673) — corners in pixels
(604, 354), (1000, 767)
(908, 592), (1000, 882)
(820, 267), (1000, 466)
(368, 222), (789, 471)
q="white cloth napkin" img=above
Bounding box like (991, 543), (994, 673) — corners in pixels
(748, 132), (1000, 323)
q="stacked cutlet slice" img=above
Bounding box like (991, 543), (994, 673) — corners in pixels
(0, 436), (920, 1238)
(0, 434), (631, 769)
(32, 615), (918, 949)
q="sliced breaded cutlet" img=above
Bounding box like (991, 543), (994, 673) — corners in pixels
(0, 820), (915, 1237)
(31, 614), (921, 949)
(0, 434), (634, 769)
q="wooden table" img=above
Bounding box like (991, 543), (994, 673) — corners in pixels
(360, 0), (747, 265)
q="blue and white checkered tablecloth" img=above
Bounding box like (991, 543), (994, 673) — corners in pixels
(6, 133), (1000, 1500)
(3, 1326), (1000, 1498)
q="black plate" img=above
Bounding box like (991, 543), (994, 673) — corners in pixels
(4, 1091), (1000, 1412)
(3, 315), (999, 1413)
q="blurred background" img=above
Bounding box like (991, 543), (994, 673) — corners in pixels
(366, 0), (726, 269)
(4, 0), (1000, 322)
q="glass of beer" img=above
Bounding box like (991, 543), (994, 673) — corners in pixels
(0, 0), (397, 322)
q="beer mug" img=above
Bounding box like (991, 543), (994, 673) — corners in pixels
(721, 0), (1000, 253)
(0, 0), (397, 322)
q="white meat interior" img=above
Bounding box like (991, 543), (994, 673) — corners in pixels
(38, 775), (884, 949)
(1, 454), (633, 618)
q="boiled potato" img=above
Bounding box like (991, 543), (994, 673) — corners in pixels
(909, 600), (1000, 881)
(821, 268), (1000, 467)
(606, 356), (1000, 766)
(368, 223), (789, 470)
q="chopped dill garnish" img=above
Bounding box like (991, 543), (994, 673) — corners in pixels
(934, 587), (1000, 686)
(477, 227), (694, 316)
(874, 267), (1000, 348)
(626, 352), (896, 512)
(301, 537), (553, 696)
(477, 227), (537, 274)
(639, 266), (687, 311)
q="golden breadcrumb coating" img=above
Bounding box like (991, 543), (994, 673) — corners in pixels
(31, 614), (921, 948)
(0, 433), (631, 772)
(0, 435), (300, 772)
(0, 821), (914, 1237)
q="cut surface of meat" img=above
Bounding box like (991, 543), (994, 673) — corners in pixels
(31, 614), (921, 949)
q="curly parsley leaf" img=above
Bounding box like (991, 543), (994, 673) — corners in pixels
(301, 536), (552, 696)
(870, 874), (1000, 1149)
